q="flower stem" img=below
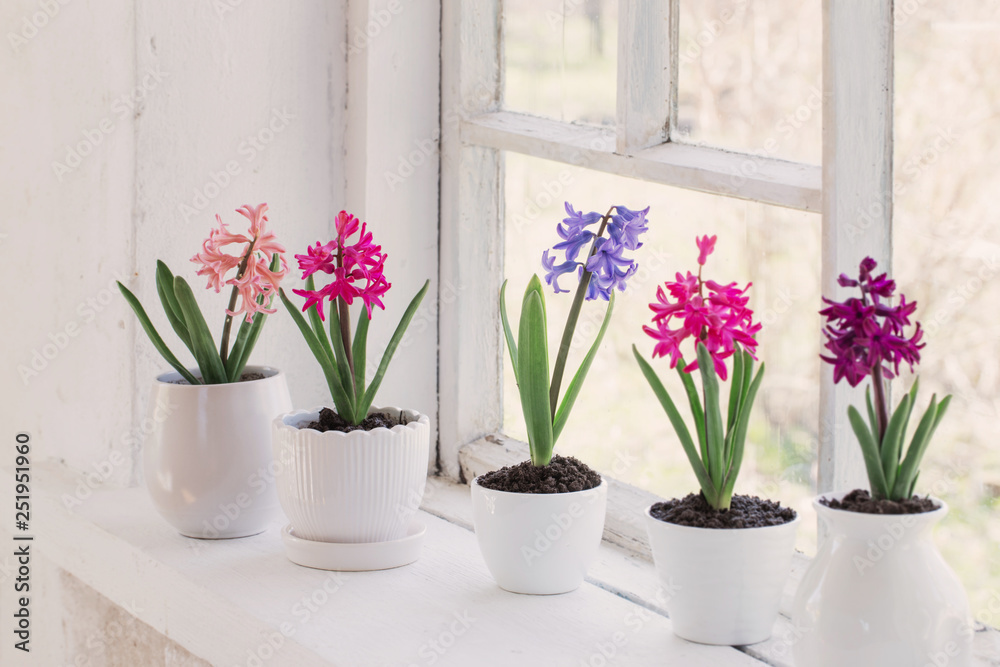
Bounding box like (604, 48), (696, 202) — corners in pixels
(336, 244), (355, 388)
(219, 241), (255, 365)
(549, 207), (614, 419)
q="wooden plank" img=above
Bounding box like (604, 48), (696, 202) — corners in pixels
(16, 461), (770, 667)
(8, 462), (998, 665)
(438, 1), (505, 479)
(616, 0), (674, 154)
(818, 0), (895, 494)
(462, 110), (821, 213)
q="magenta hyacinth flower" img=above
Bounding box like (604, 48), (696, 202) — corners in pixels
(293, 210), (391, 319)
(820, 257), (924, 387)
(642, 236), (760, 381)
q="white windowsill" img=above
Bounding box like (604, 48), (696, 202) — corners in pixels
(6, 462), (998, 666)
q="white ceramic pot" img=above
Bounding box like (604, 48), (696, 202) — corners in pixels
(792, 492), (972, 667)
(143, 366), (291, 539)
(272, 406), (429, 544)
(644, 505), (800, 645)
(471, 478), (607, 595)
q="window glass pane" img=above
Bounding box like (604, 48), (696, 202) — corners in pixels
(675, 0), (822, 163)
(504, 0), (618, 125)
(503, 152), (821, 554)
(894, 0), (1000, 618)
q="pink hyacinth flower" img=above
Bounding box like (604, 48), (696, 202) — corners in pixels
(642, 237), (759, 381)
(293, 210), (392, 321)
(696, 234), (717, 266)
(191, 202), (288, 323)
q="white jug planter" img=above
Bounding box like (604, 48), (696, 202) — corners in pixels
(272, 407), (429, 544)
(792, 492), (972, 667)
(471, 478), (607, 595)
(144, 366), (291, 539)
(644, 507), (800, 645)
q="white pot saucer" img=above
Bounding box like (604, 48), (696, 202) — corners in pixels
(281, 520), (426, 571)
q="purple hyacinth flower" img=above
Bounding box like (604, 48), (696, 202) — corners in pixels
(820, 257), (924, 386)
(607, 205), (649, 251)
(541, 202), (650, 298)
(542, 250), (578, 294)
(561, 202), (602, 237)
(552, 226), (595, 262)
(584, 238), (637, 300)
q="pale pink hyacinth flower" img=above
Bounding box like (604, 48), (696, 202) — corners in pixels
(191, 203), (288, 322)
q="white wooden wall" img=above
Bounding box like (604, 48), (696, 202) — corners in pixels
(0, 1), (439, 661)
(1, 0), (439, 482)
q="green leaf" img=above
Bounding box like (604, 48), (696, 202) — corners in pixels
(880, 393), (913, 494)
(891, 394), (949, 500)
(848, 406), (891, 499)
(353, 308), (370, 405)
(865, 386), (879, 440)
(697, 343), (725, 491)
(935, 394), (952, 427)
(518, 289), (554, 466)
(304, 275), (336, 369)
(524, 274), (548, 321)
(726, 348), (745, 433)
(720, 360), (765, 505)
(155, 261), (191, 353)
(226, 315), (255, 380)
(725, 352), (753, 473)
(279, 288), (354, 417)
(227, 294), (275, 382)
(327, 301), (357, 414)
(118, 281), (200, 385)
(358, 280), (430, 418)
(226, 254), (281, 381)
(552, 292), (614, 443)
(633, 345), (717, 505)
(900, 378), (920, 451)
(675, 359), (708, 468)
(172, 276), (228, 384)
(499, 280), (519, 386)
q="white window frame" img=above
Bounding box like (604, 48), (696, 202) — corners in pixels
(438, 0), (893, 509)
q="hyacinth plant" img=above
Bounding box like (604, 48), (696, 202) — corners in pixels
(118, 203), (287, 385)
(633, 236), (764, 511)
(820, 257), (949, 501)
(501, 203), (649, 467)
(279, 210), (429, 426)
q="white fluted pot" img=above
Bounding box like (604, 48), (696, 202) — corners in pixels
(143, 366), (292, 538)
(272, 407), (430, 543)
(645, 506), (800, 645)
(792, 492), (972, 667)
(471, 478), (607, 595)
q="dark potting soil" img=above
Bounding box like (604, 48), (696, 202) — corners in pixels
(301, 407), (407, 433)
(819, 488), (939, 515)
(650, 492), (797, 529)
(170, 371), (265, 385)
(476, 455), (602, 494)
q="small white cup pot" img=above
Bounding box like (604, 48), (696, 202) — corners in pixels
(644, 505), (800, 646)
(471, 478), (608, 595)
(143, 366), (292, 539)
(792, 492), (972, 667)
(271, 406), (430, 544)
